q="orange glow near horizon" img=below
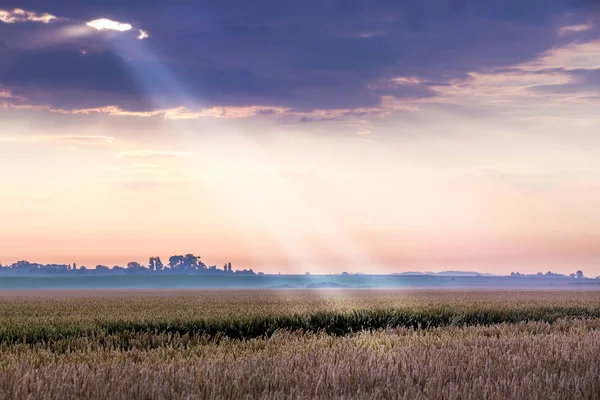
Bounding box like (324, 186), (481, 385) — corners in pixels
(2, 108), (600, 275)
(2, 24), (600, 276)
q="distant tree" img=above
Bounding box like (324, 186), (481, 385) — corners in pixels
(183, 254), (198, 270)
(169, 254), (206, 271)
(184, 254), (206, 270)
(95, 265), (110, 271)
(11, 261), (40, 272)
(227, 262), (232, 272)
(169, 255), (184, 270)
(127, 261), (144, 270)
(576, 270), (584, 279)
(148, 257), (156, 271)
(155, 257), (164, 271)
(73, 263), (77, 271)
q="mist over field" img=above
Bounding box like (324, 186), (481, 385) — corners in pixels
(0, 274), (598, 291)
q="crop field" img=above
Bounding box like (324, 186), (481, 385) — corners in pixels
(0, 290), (599, 399)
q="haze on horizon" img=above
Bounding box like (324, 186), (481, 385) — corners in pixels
(1, 1), (600, 275)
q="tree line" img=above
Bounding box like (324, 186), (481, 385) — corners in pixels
(0, 254), (257, 275)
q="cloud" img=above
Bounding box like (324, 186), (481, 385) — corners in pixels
(0, 0), (596, 114)
(429, 70), (575, 102)
(0, 0), (573, 112)
(2, 103), (155, 117)
(29, 135), (116, 144)
(558, 24), (593, 36)
(522, 40), (600, 71)
(0, 89), (13, 99)
(357, 130), (372, 135)
(338, 31), (384, 39)
(112, 181), (188, 191)
(2, 91), (416, 123)
(86, 18), (149, 40)
(392, 77), (423, 86)
(117, 150), (191, 158)
(0, 88), (27, 104)
(420, 36), (600, 112)
(86, 18), (132, 32)
(160, 105), (289, 119)
(0, 8), (59, 24)
(159, 97), (416, 121)
(61, 105), (154, 117)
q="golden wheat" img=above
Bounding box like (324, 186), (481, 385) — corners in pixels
(0, 290), (599, 399)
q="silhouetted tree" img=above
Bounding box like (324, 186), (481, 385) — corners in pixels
(155, 257), (164, 271)
(167, 254), (207, 271)
(184, 254), (207, 270)
(169, 255), (185, 270)
(127, 261), (144, 270)
(183, 254), (198, 270)
(576, 270), (584, 279)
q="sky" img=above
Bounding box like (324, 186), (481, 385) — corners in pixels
(1, 1), (600, 275)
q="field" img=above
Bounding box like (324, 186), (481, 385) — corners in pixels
(0, 290), (599, 399)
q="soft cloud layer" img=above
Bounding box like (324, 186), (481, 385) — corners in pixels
(416, 35), (600, 114)
(558, 24), (593, 35)
(1, 96), (416, 121)
(0, 89), (13, 98)
(117, 150), (191, 158)
(0, 8), (59, 24)
(29, 135), (115, 144)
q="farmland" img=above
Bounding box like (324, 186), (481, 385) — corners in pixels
(0, 290), (599, 399)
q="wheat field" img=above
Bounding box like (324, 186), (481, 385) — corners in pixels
(0, 290), (599, 399)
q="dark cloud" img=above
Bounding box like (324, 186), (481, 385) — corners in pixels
(1, 48), (135, 92)
(0, 0), (598, 111)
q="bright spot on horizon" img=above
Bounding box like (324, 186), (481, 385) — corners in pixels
(86, 18), (132, 32)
